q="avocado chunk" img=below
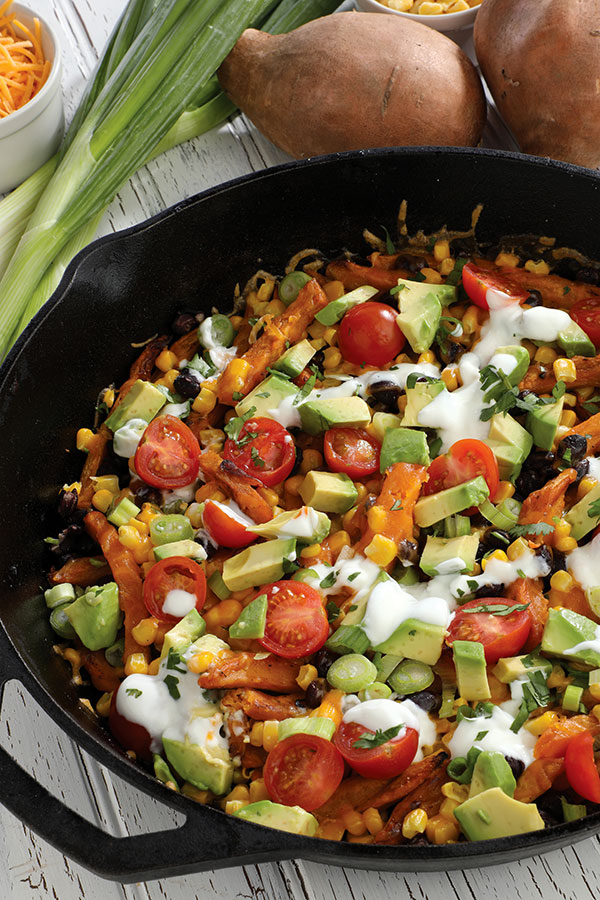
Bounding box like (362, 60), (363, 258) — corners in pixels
(66, 582), (122, 651)
(373, 619), (446, 666)
(154, 539), (207, 562)
(371, 411), (403, 442)
(526, 395), (565, 451)
(162, 736), (233, 796)
(414, 476), (489, 528)
(222, 538), (297, 592)
(419, 534), (479, 577)
(235, 373), (299, 419)
(299, 396), (371, 435)
(315, 285), (378, 326)
(453, 640), (491, 701)
(493, 653), (552, 684)
(486, 413), (533, 481)
(153, 754), (179, 789)
(160, 608), (206, 660)
(454, 787), (544, 840)
(105, 379), (167, 432)
(380, 427), (430, 472)
(541, 607), (600, 667)
(395, 279), (454, 353)
(299, 471), (358, 514)
(487, 439), (530, 482)
(188, 633), (231, 657)
(565, 481), (600, 540)
(272, 339), (316, 378)
(229, 592), (268, 640)
(401, 380), (446, 426)
(234, 800), (318, 836)
(557, 319), (595, 358)
(489, 345), (530, 385)
(250, 506), (331, 544)
(469, 751), (516, 799)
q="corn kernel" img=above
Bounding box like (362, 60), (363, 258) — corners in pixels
(192, 387), (218, 416)
(524, 710), (559, 735)
(204, 599), (243, 630)
(300, 449), (323, 474)
(249, 721), (265, 747)
(433, 240), (450, 262)
(181, 784), (213, 804)
(249, 779), (270, 803)
(297, 664), (318, 691)
(138, 503), (161, 525)
(125, 653), (148, 676)
(76, 428), (95, 452)
(184, 502), (203, 529)
(524, 259), (550, 275)
(441, 782), (470, 803)
(118, 524), (143, 551)
(421, 266), (443, 283)
(365, 533), (397, 567)
(92, 475), (120, 494)
(342, 809), (367, 836)
(553, 358), (577, 383)
(102, 388), (115, 409)
(563, 392), (577, 408)
(560, 410), (577, 428)
(439, 798), (460, 821)
(426, 815), (460, 844)
(347, 833), (375, 845)
(263, 720), (280, 752)
(507, 539), (528, 563)
(363, 807), (384, 835)
(495, 481), (515, 503)
(328, 530), (351, 556)
(592, 704), (600, 720)
(147, 658), (161, 675)
(495, 251), (520, 268)
(590, 686), (600, 703)
(323, 280), (345, 302)
(342, 507), (357, 531)
(225, 784), (250, 804)
(310, 689), (344, 727)
(131, 617), (159, 646)
(402, 808), (428, 840)
(554, 519), (572, 539)
(318, 821), (346, 841)
(285, 474), (304, 496)
(555, 536), (578, 553)
(578, 476), (598, 500)
(187, 651), (215, 674)
(534, 346), (558, 365)
(225, 800), (247, 815)
(440, 257), (455, 276)
(462, 306), (479, 335)
(155, 349), (177, 373)
(257, 487), (279, 508)
(323, 347), (342, 370)
(366, 505), (387, 534)
(481, 549), (508, 570)
(418, 350), (436, 364)
(441, 366), (459, 391)
(92, 489), (114, 513)
(323, 326), (338, 346)
(548, 570), (573, 593)
(96, 692), (112, 718)
(228, 358), (251, 379)
(300, 542), (322, 559)
(578, 385), (595, 401)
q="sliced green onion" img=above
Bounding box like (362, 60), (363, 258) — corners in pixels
(388, 660), (434, 695)
(44, 583), (76, 609)
(199, 314), (235, 349)
(105, 637), (125, 667)
(49, 603), (77, 639)
(325, 625), (370, 656)
(447, 746), (482, 784)
(479, 497), (520, 530)
(150, 514), (194, 546)
(278, 716), (335, 742)
(438, 681), (457, 718)
(207, 570), (231, 601)
(561, 796), (586, 823)
(279, 271), (312, 306)
(326, 654), (377, 693)
(359, 682), (392, 702)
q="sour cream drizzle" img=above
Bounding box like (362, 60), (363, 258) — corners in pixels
(343, 698), (436, 762)
(448, 706), (536, 767)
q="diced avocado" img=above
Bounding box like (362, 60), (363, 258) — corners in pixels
(154, 539), (207, 562)
(160, 608), (206, 660)
(419, 534), (479, 577)
(229, 592), (268, 640)
(235, 373), (299, 419)
(401, 380), (446, 427)
(222, 538), (297, 592)
(453, 640), (490, 701)
(493, 653), (552, 684)
(107, 497), (141, 527)
(541, 607), (600, 667)
(490, 346), (530, 385)
(558, 319), (595, 358)
(250, 506), (331, 544)
(454, 787), (545, 841)
(153, 753), (179, 789)
(380, 427), (430, 472)
(272, 339), (316, 378)
(299, 396), (371, 435)
(207, 570), (231, 601)
(486, 413), (533, 481)
(373, 619), (446, 666)
(66, 582), (122, 651)
(395, 279), (455, 353)
(392, 564), (420, 586)
(105, 379), (166, 432)
(371, 411), (403, 443)
(414, 477), (489, 528)
(315, 285), (378, 326)
(278, 716), (336, 742)
(162, 736), (233, 796)
(469, 751), (516, 799)
(563, 683), (584, 711)
(565, 481), (600, 540)
(234, 800), (318, 836)
(299, 471), (358, 514)
(487, 439), (530, 482)
(187, 633), (230, 657)
(526, 396), (565, 451)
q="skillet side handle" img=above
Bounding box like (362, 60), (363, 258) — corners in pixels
(0, 625), (299, 881)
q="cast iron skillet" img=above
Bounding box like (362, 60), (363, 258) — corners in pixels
(2, 147), (600, 882)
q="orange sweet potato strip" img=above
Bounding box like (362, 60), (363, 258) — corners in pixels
(359, 750), (450, 811)
(355, 462), (428, 555)
(79, 648), (123, 693)
(520, 355), (600, 394)
(534, 715), (600, 759)
(198, 450), (273, 523)
(217, 278), (330, 404)
(220, 688), (307, 721)
(170, 330), (199, 365)
(198, 653), (301, 692)
(325, 259), (411, 292)
(374, 765), (448, 844)
(506, 578), (549, 652)
(514, 758), (564, 803)
(563, 410), (600, 455)
(517, 468), (577, 537)
(84, 511), (148, 662)
(313, 775), (390, 823)
(49, 556), (111, 587)
(493, 268), (600, 310)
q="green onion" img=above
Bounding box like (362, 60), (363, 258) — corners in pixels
(358, 682), (392, 702)
(326, 654), (377, 693)
(150, 515), (194, 546)
(388, 660), (434, 695)
(49, 603), (77, 639)
(279, 272), (312, 306)
(105, 637), (125, 667)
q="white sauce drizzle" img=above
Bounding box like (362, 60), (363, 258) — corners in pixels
(112, 417), (147, 458)
(162, 588), (198, 618)
(567, 533), (600, 594)
(362, 577), (451, 647)
(343, 698), (436, 762)
(448, 706), (536, 767)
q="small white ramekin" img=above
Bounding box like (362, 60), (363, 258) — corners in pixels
(0, 3), (64, 193)
(355, 0), (479, 33)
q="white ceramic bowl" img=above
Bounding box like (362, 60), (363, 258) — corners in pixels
(0, 3), (63, 194)
(355, 0), (479, 33)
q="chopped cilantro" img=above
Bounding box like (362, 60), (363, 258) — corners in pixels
(125, 688), (142, 698)
(164, 675), (181, 700)
(390, 283), (406, 296)
(390, 499), (404, 512)
(474, 730), (489, 742)
(563, 286), (571, 295)
(381, 226), (396, 255)
(166, 648), (186, 673)
(444, 257), (467, 287)
(293, 372), (317, 406)
(588, 497), (600, 519)
(232, 391), (244, 401)
(224, 407), (257, 443)
(320, 571), (337, 589)
(463, 602), (529, 617)
(255, 391), (271, 399)
(455, 702), (493, 723)
(352, 724), (404, 749)
(509, 522), (554, 539)
(282, 557), (299, 575)
(347, 572), (361, 582)
(250, 446), (265, 468)
(326, 600), (340, 623)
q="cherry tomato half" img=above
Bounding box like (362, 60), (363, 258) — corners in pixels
(565, 730), (600, 803)
(446, 597), (531, 665)
(571, 296), (600, 347)
(424, 438), (500, 503)
(143, 556), (207, 623)
(333, 720), (418, 779)
(264, 734), (345, 811)
(135, 414), (200, 490)
(223, 417), (296, 488)
(338, 302), (405, 367)
(461, 263), (530, 311)
(324, 427), (381, 479)
(258, 581), (329, 659)
(202, 499), (257, 549)
(109, 689), (152, 762)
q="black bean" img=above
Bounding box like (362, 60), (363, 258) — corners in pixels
(557, 433), (588, 464)
(505, 756), (525, 780)
(536, 545), (553, 570)
(51, 524), (96, 562)
(394, 254), (428, 273)
(575, 266), (600, 286)
(474, 582), (505, 598)
(289, 446), (303, 478)
(174, 368), (202, 399)
(57, 489), (79, 521)
(515, 451), (557, 496)
(172, 311), (198, 335)
(134, 484), (162, 508)
(535, 790), (564, 826)
(525, 289), (543, 307)
(575, 459), (590, 484)
(370, 380), (402, 412)
(305, 680), (325, 708)
(442, 340), (463, 364)
(551, 549), (567, 574)
(313, 648), (338, 678)
(312, 349), (325, 372)
(407, 690), (442, 713)
(482, 529), (512, 551)
(194, 534), (214, 555)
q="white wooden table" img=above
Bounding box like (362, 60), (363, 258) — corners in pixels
(3, 1), (600, 897)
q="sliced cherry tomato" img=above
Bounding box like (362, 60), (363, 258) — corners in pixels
(143, 556), (206, 623)
(202, 499), (257, 549)
(446, 597), (531, 665)
(223, 417), (295, 488)
(461, 262), (529, 311)
(534, 715), (598, 759)
(424, 438), (500, 503)
(264, 733), (344, 811)
(338, 301), (405, 367)
(565, 730), (600, 803)
(333, 720), (418, 779)
(571, 296), (600, 347)
(135, 414), (200, 489)
(258, 580), (329, 659)
(324, 427), (381, 479)
(109, 689), (152, 762)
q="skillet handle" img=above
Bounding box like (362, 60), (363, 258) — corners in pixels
(0, 626), (299, 881)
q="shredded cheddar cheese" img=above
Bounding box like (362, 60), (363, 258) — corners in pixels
(0, 0), (50, 119)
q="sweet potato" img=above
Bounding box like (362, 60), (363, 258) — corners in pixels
(49, 556), (111, 587)
(514, 758), (564, 803)
(355, 462), (428, 558)
(218, 13), (486, 160)
(506, 578), (549, 653)
(520, 355), (600, 394)
(475, 0), (600, 167)
(374, 764), (448, 844)
(198, 450), (273, 524)
(198, 652), (301, 692)
(220, 688), (307, 721)
(517, 468), (577, 537)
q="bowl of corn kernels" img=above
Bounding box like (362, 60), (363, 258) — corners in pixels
(355, 0), (481, 33)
